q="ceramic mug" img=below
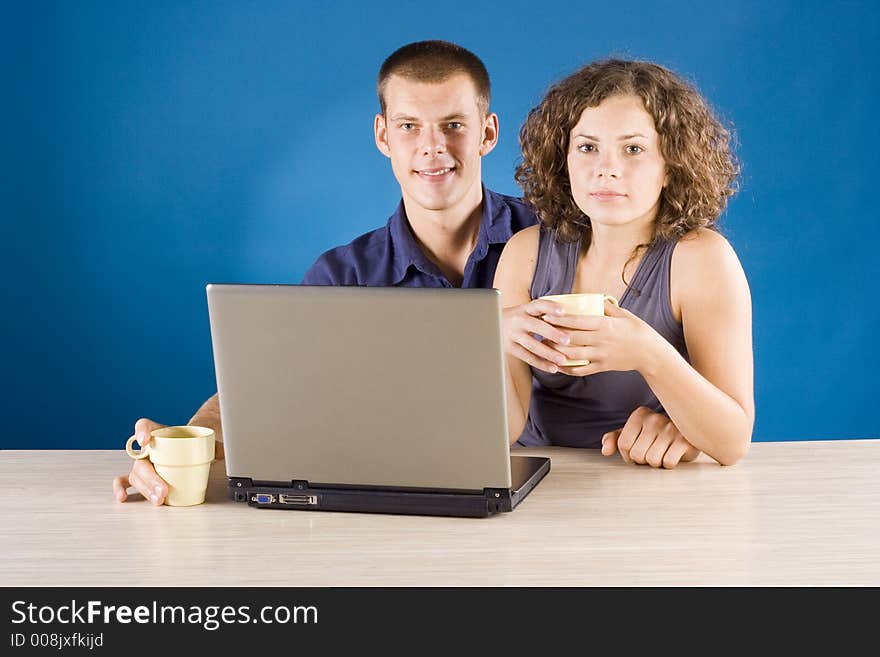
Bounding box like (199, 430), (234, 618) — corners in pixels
(125, 426), (215, 506)
(538, 293), (619, 366)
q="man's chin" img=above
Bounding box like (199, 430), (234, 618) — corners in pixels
(405, 189), (463, 213)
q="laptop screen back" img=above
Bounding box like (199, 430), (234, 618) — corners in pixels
(206, 285), (512, 491)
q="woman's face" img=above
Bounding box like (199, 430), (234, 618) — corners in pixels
(566, 94), (667, 232)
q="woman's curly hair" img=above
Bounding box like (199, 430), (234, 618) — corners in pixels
(516, 59), (740, 244)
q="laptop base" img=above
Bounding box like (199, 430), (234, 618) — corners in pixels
(228, 455), (550, 518)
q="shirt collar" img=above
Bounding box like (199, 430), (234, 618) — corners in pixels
(387, 201), (441, 285)
(387, 185), (515, 285)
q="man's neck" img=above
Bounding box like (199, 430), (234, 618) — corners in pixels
(402, 188), (484, 287)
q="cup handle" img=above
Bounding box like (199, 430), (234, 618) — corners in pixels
(604, 295), (619, 307)
(125, 435), (150, 460)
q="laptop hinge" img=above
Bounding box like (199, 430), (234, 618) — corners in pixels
(228, 477), (254, 502)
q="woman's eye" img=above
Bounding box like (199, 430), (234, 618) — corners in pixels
(626, 145), (644, 155)
(578, 143), (596, 153)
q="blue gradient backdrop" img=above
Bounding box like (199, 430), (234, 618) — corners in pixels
(3, 1), (878, 448)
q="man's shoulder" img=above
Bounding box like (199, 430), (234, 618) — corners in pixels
(301, 225), (392, 286)
(486, 188), (539, 230)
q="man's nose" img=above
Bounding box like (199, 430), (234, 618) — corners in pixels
(419, 125), (447, 156)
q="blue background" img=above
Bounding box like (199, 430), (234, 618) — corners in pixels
(3, 1), (878, 448)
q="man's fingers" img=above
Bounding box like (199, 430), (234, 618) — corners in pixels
(114, 418), (171, 505)
(131, 461), (168, 505)
(133, 417), (167, 447)
(112, 475), (129, 503)
(601, 431), (620, 456)
(126, 470), (149, 502)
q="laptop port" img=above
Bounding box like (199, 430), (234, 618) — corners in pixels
(252, 494), (276, 504)
(279, 494), (318, 506)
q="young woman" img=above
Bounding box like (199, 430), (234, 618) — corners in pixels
(495, 59), (753, 468)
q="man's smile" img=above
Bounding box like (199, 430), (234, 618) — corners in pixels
(415, 166), (456, 181)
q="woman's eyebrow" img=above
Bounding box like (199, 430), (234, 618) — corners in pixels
(573, 132), (650, 141)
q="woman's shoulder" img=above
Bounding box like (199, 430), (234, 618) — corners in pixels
(494, 225), (541, 289)
(670, 228), (748, 305)
(499, 224), (541, 266)
(505, 223), (541, 251)
(672, 227), (741, 274)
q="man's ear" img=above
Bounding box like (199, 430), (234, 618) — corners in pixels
(479, 112), (499, 157)
(374, 114), (391, 158)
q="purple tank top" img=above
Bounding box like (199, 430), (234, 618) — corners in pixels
(517, 227), (689, 448)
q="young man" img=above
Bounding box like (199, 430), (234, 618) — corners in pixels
(113, 40), (537, 504)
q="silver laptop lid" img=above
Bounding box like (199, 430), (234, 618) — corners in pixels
(206, 285), (512, 490)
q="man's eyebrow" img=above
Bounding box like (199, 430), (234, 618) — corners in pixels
(574, 133), (650, 141)
(388, 113), (469, 122)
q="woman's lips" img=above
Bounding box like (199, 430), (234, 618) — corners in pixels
(590, 191), (626, 201)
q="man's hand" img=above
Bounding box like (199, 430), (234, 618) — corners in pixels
(601, 407), (700, 468)
(112, 418), (169, 504)
(502, 299), (574, 374)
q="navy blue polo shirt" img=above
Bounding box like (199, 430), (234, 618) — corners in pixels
(301, 186), (537, 288)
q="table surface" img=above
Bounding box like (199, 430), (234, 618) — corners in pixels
(1, 441), (878, 586)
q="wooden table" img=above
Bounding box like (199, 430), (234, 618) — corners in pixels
(1, 441), (878, 586)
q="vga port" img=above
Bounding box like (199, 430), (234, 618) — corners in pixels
(251, 493), (276, 504)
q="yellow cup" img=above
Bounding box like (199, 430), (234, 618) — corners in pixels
(538, 293), (619, 366)
(125, 426), (215, 506)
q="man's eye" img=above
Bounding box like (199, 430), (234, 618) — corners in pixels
(447, 122), (463, 130)
(400, 123), (415, 131)
(626, 145), (644, 155)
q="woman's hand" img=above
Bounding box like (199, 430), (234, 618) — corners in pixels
(601, 407), (701, 468)
(543, 299), (663, 376)
(501, 299), (575, 374)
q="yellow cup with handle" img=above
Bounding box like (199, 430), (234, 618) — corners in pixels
(125, 426), (215, 506)
(537, 293), (619, 366)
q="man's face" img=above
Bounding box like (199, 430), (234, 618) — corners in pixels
(375, 74), (498, 214)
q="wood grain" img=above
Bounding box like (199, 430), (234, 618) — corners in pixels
(1, 441), (878, 586)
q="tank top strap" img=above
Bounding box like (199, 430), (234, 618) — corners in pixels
(529, 226), (582, 299)
(623, 238), (676, 302)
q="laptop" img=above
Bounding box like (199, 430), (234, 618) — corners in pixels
(205, 284), (550, 518)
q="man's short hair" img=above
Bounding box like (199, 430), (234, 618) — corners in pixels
(377, 40), (491, 116)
